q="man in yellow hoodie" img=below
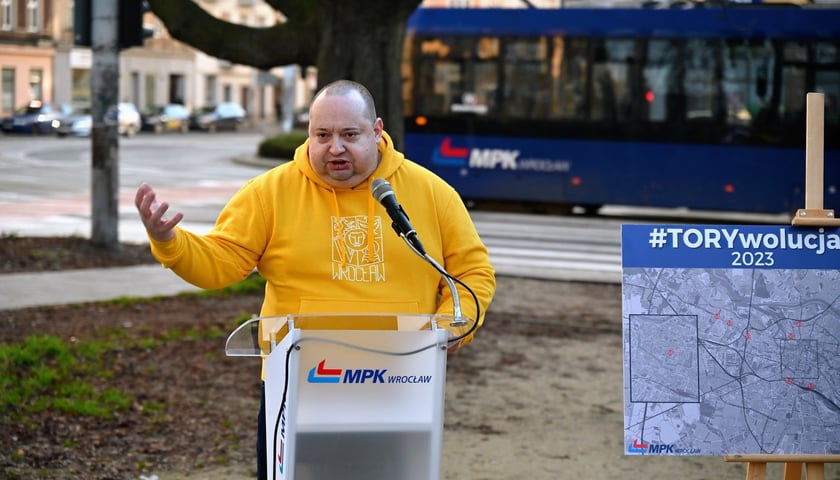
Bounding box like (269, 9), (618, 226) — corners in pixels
(135, 79), (495, 479)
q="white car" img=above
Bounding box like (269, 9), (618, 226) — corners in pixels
(55, 102), (142, 137)
(116, 102), (142, 136)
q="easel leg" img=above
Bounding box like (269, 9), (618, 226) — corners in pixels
(783, 462), (803, 480)
(804, 462), (824, 480)
(747, 461), (768, 480)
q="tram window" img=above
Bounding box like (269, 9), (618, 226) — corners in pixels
(813, 42), (840, 126)
(816, 70), (840, 126)
(554, 37), (588, 120)
(815, 42), (839, 63)
(683, 39), (724, 122)
(502, 37), (548, 119)
(722, 42), (756, 126)
(646, 39), (699, 122)
(784, 41), (808, 62)
(781, 62), (806, 125)
(434, 62), (463, 115)
(470, 62), (499, 114)
(590, 39), (633, 122)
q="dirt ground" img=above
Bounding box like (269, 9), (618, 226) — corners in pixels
(2, 237), (837, 480)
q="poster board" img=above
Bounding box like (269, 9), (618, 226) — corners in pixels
(622, 224), (840, 456)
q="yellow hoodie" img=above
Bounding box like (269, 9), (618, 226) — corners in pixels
(149, 131), (495, 341)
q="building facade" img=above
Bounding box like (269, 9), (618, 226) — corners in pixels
(0, 0), (63, 115)
(1, 0), (317, 125)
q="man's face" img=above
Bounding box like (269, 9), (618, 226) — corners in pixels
(307, 91), (383, 188)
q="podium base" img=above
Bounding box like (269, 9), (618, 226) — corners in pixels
(293, 430), (432, 479)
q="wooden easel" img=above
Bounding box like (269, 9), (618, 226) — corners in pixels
(791, 92), (840, 227)
(724, 454), (839, 480)
(723, 92), (840, 478)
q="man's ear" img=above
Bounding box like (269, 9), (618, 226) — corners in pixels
(373, 117), (384, 143)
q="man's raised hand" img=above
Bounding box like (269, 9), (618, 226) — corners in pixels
(134, 183), (183, 242)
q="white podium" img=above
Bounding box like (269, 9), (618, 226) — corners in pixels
(226, 313), (473, 480)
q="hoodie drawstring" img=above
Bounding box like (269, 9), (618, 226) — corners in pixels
(330, 188), (347, 266)
(366, 176), (375, 261)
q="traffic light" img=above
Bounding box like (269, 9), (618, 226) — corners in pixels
(73, 0), (91, 47)
(73, 0), (150, 49)
(119, 0), (151, 50)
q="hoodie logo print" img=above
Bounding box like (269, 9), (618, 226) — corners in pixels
(331, 215), (385, 282)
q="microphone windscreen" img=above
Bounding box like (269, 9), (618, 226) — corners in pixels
(371, 178), (393, 203)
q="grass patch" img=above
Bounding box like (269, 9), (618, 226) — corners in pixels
(0, 335), (130, 419)
(0, 275), (263, 423)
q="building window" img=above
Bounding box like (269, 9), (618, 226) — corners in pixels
(205, 75), (217, 105)
(71, 68), (90, 104)
(223, 84), (232, 102)
(27, 0), (40, 32)
(2, 68), (15, 112)
(131, 71), (140, 106)
(144, 73), (156, 111)
(1, 0), (12, 31)
(29, 69), (42, 101)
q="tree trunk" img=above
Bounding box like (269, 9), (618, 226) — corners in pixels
(315, 0), (419, 149)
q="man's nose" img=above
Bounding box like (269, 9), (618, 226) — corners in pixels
(328, 135), (345, 153)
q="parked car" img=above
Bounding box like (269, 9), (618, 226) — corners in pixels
(116, 102), (142, 136)
(1, 101), (72, 134)
(55, 103), (142, 138)
(142, 104), (191, 134)
(55, 107), (92, 137)
(190, 102), (247, 132)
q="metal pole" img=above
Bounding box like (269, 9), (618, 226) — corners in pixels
(90, 0), (120, 249)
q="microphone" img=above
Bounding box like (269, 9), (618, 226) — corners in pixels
(371, 178), (426, 256)
(371, 178), (466, 326)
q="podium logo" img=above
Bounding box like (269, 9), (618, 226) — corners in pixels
(307, 359), (388, 384)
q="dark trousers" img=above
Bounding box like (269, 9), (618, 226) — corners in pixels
(257, 382), (267, 480)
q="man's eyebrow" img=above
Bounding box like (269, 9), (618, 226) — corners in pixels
(313, 127), (362, 133)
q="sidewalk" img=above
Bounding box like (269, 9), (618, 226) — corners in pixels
(0, 152), (282, 312)
(0, 264), (202, 311)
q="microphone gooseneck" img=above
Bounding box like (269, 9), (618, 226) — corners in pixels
(371, 178), (465, 326)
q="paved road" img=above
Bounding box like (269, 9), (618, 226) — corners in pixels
(0, 133), (791, 285)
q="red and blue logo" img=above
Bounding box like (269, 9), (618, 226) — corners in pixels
(626, 439), (700, 455)
(431, 137), (522, 170)
(307, 359), (433, 384)
(432, 137), (470, 167)
(307, 359), (389, 384)
(627, 439), (649, 454)
(307, 359), (342, 383)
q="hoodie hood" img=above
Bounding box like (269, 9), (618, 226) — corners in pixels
(292, 130), (404, 191)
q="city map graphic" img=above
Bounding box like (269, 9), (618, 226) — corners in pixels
(622, 225), (840, 456)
